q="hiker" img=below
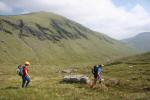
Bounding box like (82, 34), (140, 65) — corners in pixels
(17, 61), (31, 88)
(91, 64), (104, 88)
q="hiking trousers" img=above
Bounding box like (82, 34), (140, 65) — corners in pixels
(22, 75), (30, 88)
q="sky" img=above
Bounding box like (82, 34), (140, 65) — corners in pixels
(0, 0), (150, 40)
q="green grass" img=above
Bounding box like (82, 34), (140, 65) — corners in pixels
(0, 52), (150, 100)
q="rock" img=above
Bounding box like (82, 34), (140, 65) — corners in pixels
(62, 69), (77, 74)
(129, 66), (133, 68)
(101, 78), (104, 82)
(105, 78), (120, 87)
(63, 75), (90, 84)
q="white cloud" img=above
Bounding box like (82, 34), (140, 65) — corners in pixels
(0, 1), (12, 12)
(1, 0), (150, 39)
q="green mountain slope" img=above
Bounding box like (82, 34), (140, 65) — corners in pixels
(0, 12), (135, 65)
(122, 32), (150, 52)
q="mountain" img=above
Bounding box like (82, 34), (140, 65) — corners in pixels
(0, 12), (135, 65)
(122, 32), (150, 52)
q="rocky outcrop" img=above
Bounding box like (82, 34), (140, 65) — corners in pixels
(0, 19), (88, 42)
(62, 68), (78, 74)
(63, 75), (90, 84)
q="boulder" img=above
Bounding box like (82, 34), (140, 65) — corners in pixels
(63, 75), (90, 84)
(62, 69), (77, 74)
(129, 66), (133, 68)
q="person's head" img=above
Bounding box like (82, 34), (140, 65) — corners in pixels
(25, 61), (30, 66)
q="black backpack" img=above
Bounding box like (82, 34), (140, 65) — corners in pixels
(92, 65), (98, 75)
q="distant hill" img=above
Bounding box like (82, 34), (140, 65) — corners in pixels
(108, 51), (150, 65)
(0, 12), (136, 65)
(122, 32), (150, 52)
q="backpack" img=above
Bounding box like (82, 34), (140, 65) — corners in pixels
(92, 65), (102, 75)
(92, 65), (98, 75)
(17, 65), (24, 76)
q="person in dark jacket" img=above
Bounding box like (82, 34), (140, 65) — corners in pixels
(91, 64), (104, 88)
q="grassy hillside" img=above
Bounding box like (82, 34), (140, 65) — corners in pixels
(0, 12), (135, 65)
(122, 32), (150, 52)
(0, 52), (149, 100)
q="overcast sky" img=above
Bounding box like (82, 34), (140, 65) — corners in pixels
(0, 0), (150, 40)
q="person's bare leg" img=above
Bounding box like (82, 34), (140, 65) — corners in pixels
(90, 79), (97, 88)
